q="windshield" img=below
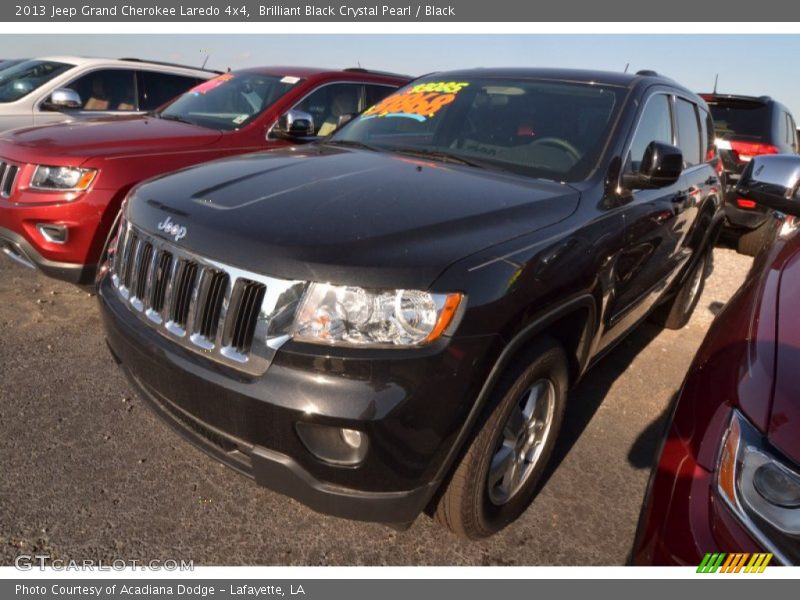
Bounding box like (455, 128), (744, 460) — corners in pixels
(0, 60), (74, 103)
(708, 101), (771, 141)
(159, 72), (301, 131)
(330, 77), (626, 181)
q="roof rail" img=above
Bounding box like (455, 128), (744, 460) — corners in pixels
(635, 69), (659, 77)
(119, 57), (223, 75)
(342, 67), (412, 79)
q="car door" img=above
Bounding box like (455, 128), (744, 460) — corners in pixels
(604, 92), (690, 337)
(34, 68), (139, 125)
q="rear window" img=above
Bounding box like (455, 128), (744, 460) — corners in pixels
(707, 99), (771, 141)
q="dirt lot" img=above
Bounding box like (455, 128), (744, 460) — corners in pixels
(0, 248), (752, 566)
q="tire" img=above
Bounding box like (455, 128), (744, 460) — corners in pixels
(652, 248), (710, 330)
(737, 220), (771, 257)
(433, 337), (568, 540)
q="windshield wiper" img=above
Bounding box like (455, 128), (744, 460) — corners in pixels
(323, 139), (383, 152)
(388, 147), (489, 170)
(158, 113), (195, 126)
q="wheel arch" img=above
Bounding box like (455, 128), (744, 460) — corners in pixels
(427, 293), (599, 502)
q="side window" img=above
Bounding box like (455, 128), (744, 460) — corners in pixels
(675, 99), (701, 168)
(138, 71), (204, 111)
(66, 69), (136, 111)
(293, 83), (363, 137)
(364, 84), (396, 108)
(629, 94), (673, 172)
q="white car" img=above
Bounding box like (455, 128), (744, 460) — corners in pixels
(0, 56), (218, 132)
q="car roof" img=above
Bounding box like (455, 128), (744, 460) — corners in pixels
(28, 56), (217, 76)
(418, 67), (695, 92)
(230, 65), (411, 82)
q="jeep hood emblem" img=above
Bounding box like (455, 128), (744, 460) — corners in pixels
(157, 216), (187, 242)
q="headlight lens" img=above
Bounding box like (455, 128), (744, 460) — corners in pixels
(717, 410), (800, 563)
(30, 165), (97, 191)
(292, 283), (463, 347)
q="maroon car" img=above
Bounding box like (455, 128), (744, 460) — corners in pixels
(0, 67), (408, 284)
(632, 154), (800, 565)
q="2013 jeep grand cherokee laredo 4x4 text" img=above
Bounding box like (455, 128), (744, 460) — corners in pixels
(98, 69), (724, 539)
(0, 66), (407, 284)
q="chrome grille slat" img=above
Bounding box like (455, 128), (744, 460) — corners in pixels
(109, 222), (307, 375)
(148, 251), (173, 321)
(128, 239), (146, 310)
(184, 264), (206, 336)
(141, 245), (160, 311)
(120, 232), (139, 294)
(161, 255), (182, 323)
(214, 278), (234, 349)
(1, 165), (17, 197)
(0, 162), (7, 197)
(0, 160), (19, 198)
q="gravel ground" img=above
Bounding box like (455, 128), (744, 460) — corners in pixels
(0, 247), (752, 566)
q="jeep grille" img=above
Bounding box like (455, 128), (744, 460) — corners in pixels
(109, 218), (307, 375)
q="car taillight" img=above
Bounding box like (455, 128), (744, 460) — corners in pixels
(730, 141), (780, 163)
(736, 198), (758, 209)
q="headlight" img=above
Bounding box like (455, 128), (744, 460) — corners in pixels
(717, 410), (800, 564)
(292, 283), (463, 347)
(30, 165), (97, 191)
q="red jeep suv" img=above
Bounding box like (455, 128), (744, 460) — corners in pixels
(633, 155), (800, 565)
(0, 67), (408, 283)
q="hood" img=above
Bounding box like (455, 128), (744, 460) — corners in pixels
(769, 245), (800, 463)
(126, 146), (580, 289)
(0, 116), (222, 164)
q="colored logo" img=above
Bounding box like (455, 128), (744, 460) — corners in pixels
(362, 81), (470, 122)
(697, 553), (773, 573)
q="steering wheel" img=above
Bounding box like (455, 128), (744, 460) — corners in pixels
(528, 137), (581, 162)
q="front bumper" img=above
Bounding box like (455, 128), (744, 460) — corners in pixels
(0, 187), (118, 283)
(0, 225), (95, 283)
(98, 275), (500, 525)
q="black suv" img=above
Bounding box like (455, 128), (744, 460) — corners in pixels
(98, 69), (723, 539)
(702, 93), (799, 255)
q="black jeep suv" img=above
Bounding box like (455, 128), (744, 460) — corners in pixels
(98, 69), (723, 539)
(701, 93), (799, 255)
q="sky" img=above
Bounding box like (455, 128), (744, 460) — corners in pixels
(2, 34), (800, 115)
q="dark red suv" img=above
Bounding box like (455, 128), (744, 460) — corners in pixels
(0, 67), (408, 284)
(633, 154), (800, 566)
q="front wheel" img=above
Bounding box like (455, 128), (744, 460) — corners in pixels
(433, 338), (568, 539)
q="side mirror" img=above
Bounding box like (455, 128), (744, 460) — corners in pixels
(275, 109), (315, 139)
(737, 154), (800, 217)
(622, 141), (683, 190)
(43, 88), (82, 111)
